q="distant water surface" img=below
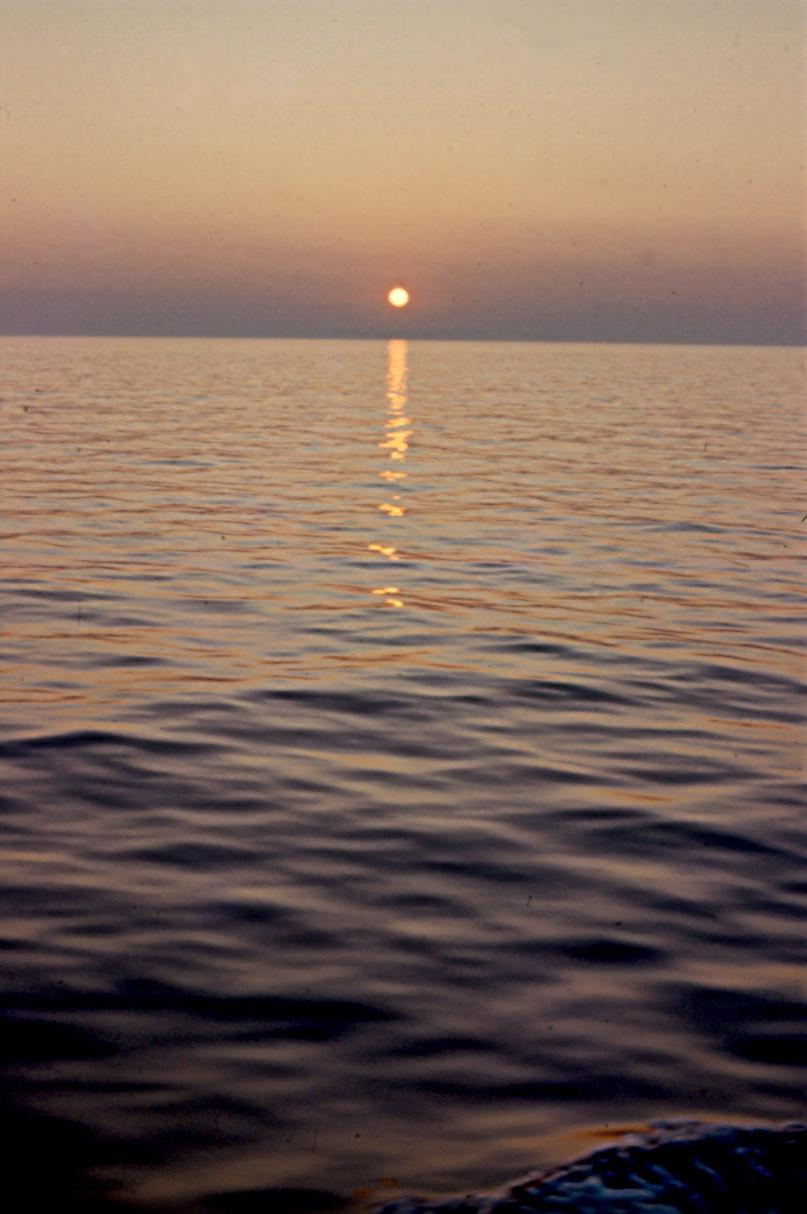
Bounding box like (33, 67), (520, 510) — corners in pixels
(1, 337), (805, 1211)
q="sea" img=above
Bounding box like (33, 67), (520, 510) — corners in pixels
(1, 336), (805, 1212)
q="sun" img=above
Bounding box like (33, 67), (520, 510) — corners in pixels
(387, 286), (410, 308)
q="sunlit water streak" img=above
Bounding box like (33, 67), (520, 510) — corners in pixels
(1, 337), (805, 1212)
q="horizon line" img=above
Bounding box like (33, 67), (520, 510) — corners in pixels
(1, 331), (804, 350)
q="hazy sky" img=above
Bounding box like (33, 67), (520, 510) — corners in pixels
(1, 0), (804, 343)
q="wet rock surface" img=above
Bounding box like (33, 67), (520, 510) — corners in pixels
(374, 1122), (807, 1214)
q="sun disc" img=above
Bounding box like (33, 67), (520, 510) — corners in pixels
(387, 286), (410, 308)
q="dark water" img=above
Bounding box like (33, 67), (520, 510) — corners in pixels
(1, 337), (805, 1211)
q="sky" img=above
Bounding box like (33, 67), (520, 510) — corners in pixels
(1, 0), (804, 344)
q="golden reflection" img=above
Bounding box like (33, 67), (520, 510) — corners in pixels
(368, 542), (399, 560)
(386, 338), (407, 406)
(380, 432), (411, 459)
(370, 340), (411, 605)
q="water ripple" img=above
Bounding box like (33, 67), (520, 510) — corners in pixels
(1, 337), (804, 1210)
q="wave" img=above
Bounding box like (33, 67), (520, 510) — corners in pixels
(373, 1122), (807, 1213)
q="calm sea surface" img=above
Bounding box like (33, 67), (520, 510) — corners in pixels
(1, 337), (805, 1212)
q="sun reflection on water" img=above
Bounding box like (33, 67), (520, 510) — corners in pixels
(370, 339), (410, 606)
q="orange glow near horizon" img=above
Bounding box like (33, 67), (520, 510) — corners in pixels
(0, 2), (802, 343)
